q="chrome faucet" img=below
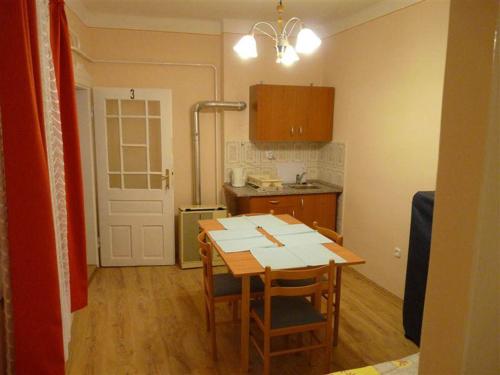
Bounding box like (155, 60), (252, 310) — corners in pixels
(295, 172), (307, 184)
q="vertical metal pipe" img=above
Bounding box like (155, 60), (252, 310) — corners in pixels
(192, 101), (246, 205)
(193, 108), (202, 205)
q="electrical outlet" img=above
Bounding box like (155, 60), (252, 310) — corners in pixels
(393, 247), (402, 258)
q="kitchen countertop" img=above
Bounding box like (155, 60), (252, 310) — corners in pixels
(223, 180), (342, 198)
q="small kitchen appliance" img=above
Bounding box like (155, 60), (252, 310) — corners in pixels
(231, 167), (246, 187)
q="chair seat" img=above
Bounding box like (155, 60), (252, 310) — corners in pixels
(213, 273), (264, 297)
(251, 296), (325, 329)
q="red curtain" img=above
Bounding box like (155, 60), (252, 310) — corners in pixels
(0, 1), (65, 374)
(49, 0), (88, 311)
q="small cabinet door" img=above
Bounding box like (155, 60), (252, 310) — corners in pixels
(297, 193), (337, 229)
(304, 87), (334, 142)
(250, 85), (295, 141)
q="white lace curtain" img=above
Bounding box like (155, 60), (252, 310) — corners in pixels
(36, 0), (72, 361)
(0, 0), (73, 371)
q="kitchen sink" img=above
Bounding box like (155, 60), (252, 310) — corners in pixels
(289, 184), (321, 190)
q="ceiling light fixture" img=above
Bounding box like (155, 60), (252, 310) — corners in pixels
(233, 0), (321, 66)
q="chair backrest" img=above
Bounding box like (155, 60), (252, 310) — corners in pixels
(262, 261), (336, 330)
(198, 231), (214, 298)
(313, 221), (343, 246)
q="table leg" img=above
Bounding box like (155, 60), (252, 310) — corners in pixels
(333, 267), (342, 346)
(240, 275), (250, 372)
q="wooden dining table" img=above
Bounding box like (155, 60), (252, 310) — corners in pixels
(198, 214), (365, 372)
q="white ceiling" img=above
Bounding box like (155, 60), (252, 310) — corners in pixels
(67, 0), (422, 36)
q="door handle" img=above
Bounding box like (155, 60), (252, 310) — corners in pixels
(162, 169), (170, 189)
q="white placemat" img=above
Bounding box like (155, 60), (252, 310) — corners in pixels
(217, 216), (256, 230)
(217, 236), (277, 253)
(250, 247), (305, 269)
(244, 214), (288, 228)
(263, 223), (314, 236)
(286, 244), (346, 265)
(208, 229), (263, 242)
(274, 231), (333, 246)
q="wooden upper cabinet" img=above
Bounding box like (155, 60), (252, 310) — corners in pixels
(249, 84), (334, 142)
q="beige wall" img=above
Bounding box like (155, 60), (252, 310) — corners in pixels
(68, 9), (222, 209)
(67, 13), (328, 208)
(322, 0), (449, 297)
(67, 10), (94, 87)
(420, 0), (499, 373)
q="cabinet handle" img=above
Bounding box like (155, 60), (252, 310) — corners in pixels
(299, 126), (303, 135)
(290, 127), (294, 136)
(301, 197), (304, 207)
(268, 200), (280, 204)
(292, 209), (295, 217)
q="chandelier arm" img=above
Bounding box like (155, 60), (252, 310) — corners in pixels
(254, 26), (278, 42)
(282, 17), (302, 38)
(251, 21), (279, 42)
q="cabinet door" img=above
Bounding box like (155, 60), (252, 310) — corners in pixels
(304, 87), (334, 142)
(250, 85), (293, 141)
(298, 194), (337, 229)
(248, 195), (299, 217)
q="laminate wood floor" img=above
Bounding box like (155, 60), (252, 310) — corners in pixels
(66, 266), (417, 375)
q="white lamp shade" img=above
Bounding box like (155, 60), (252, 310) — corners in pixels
(233, 35), (258, 59)
(281, 44), (299, 66)
(295, 28), (321, 54)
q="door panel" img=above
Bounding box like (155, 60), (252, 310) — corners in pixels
(94, 88), (174, 266)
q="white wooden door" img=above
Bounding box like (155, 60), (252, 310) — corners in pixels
(93, 88), (175, 266)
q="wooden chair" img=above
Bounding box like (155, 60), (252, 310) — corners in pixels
(313, 221), (343, 246)
(198, 231), (264, 360)
(312, 221), (343, 346)
(277, 221), (344, 346)
(250, 261), (336, 375)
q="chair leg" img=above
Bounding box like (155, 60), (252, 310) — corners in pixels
(263, 332), (271, 375)
(232, 301), (238, 322)
(205, 303), (210, 332)
(333, 268), (342, 346)
(297, 333), (304, 356)
(325, 341), (332, 373)
(307, 332), (313, 365)
(209, 307), (218, 360)
(325, 317), (334, 372)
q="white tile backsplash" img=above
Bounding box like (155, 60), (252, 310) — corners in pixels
(242, 142), (259, 164)
(225, 142), (241, 164)
(225, 141), (345, 186)
(224, 140), (346, 234)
